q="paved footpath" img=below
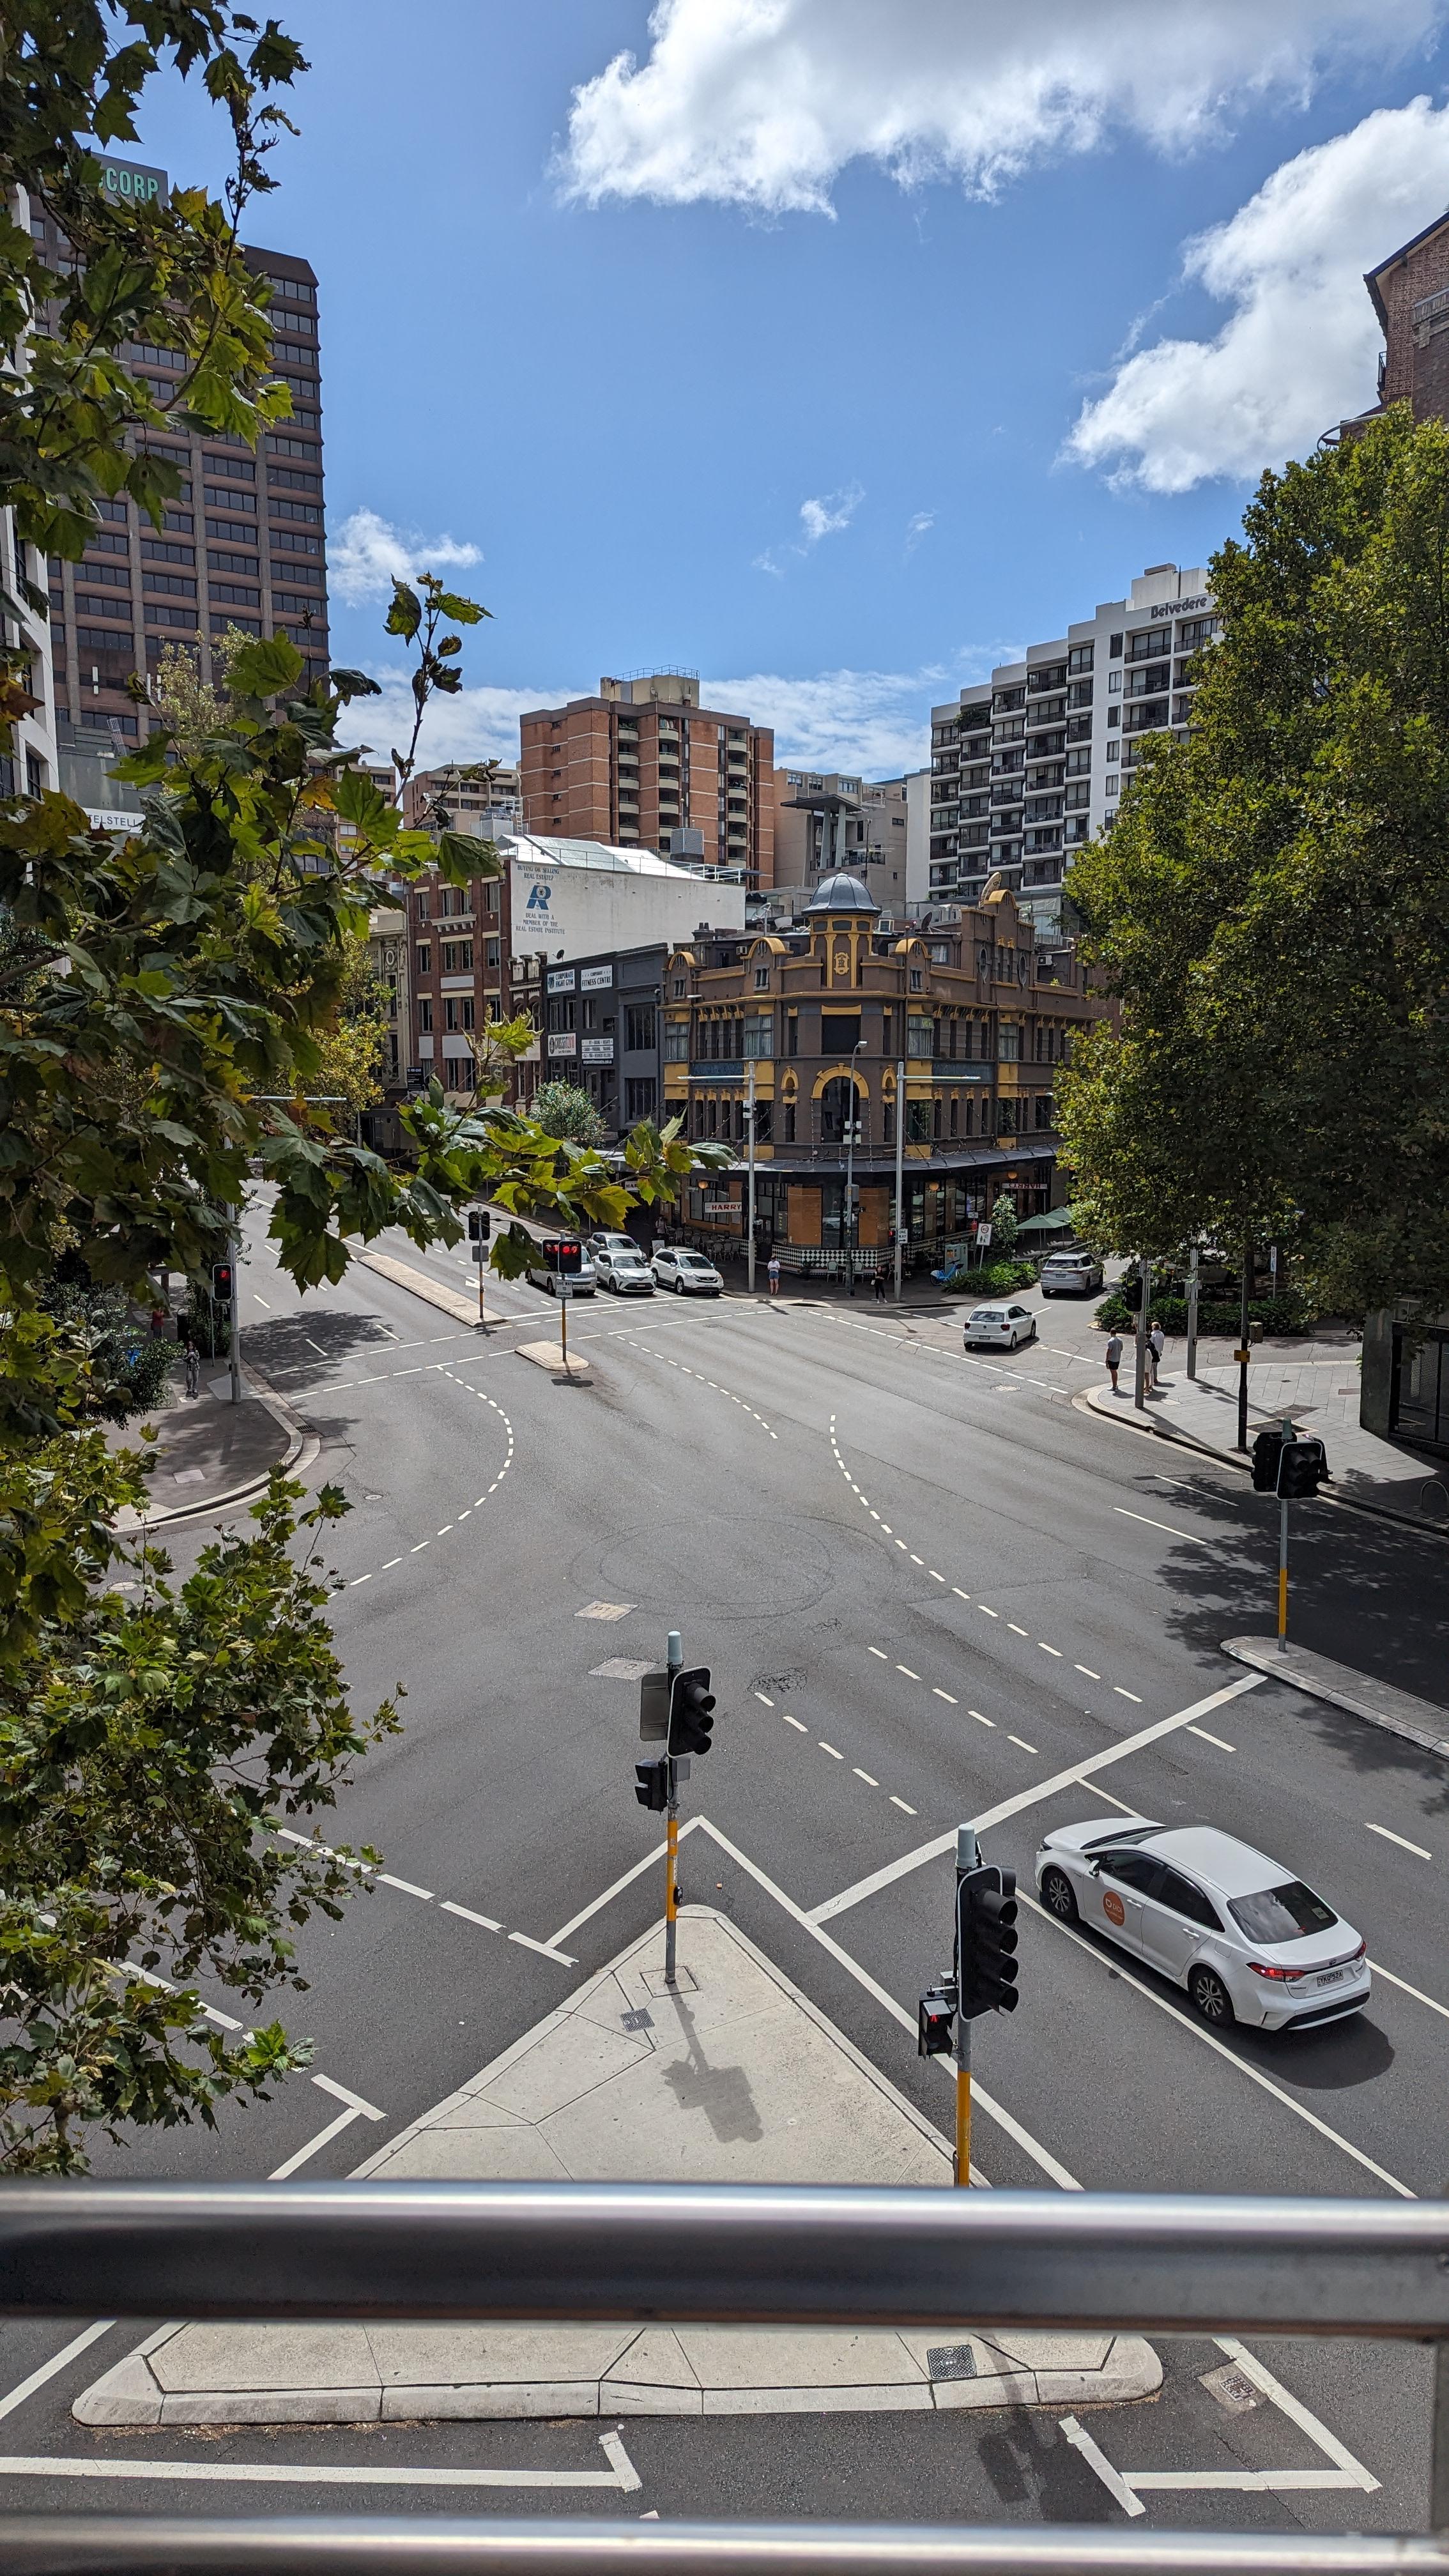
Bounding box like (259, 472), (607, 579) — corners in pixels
(75, 1910), (1156, 2428)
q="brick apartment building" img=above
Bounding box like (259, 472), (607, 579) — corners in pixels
(39, 155), (328, 763)
(1340, 211), (1449, 434)
(400, 761), (522, 836)
(519, 671), (774, 888)
(661, 870), (1101, 1274)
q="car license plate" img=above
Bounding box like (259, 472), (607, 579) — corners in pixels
(1315, 1968), (1345, 1988)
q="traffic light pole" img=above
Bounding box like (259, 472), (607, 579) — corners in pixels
(664, 1629), (682, 1988)
(226, 1207), (241, 1407)
(1277, 1413), (1293, 1650)
(954, 1825), (979, 2188)
(893, 1056), (905, 1306)
(1237, 1219), (1252, 1450)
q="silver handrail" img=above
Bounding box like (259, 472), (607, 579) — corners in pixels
(0, 2184), (1446, 2330)
(0, 2185), (1445, 2572)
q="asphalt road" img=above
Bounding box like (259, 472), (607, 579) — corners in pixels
(4, 1218), (1447, 2539)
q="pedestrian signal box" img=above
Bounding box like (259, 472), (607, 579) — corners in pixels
(542, 1238), (582, 1276)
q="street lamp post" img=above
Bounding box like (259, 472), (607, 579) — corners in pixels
(844, 1036), (866, 1297)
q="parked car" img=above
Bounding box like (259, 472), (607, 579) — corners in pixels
(586, 1230), (642, 1261)
(525, 1246), (597, 1298)
(1040, 1249), (1105, 1296)
(595, 1245), (656, 1296)
(652, 1247), (724, 1298)
(1034, 1818), (1370, 2032)
(963, 1301), (1037, 1351)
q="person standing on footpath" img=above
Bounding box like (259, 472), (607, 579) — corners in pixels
(1105, 1330), (1124, 1393)
(183, 1333), (201, 1399)
(874, 1262), (887, 1305)
(767, 1254), (781, 1300)
(1147, 1319), (1166, 1392)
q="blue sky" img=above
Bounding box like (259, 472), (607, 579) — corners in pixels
(135, 1), (1449, 774)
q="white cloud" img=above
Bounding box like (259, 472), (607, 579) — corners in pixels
(332, 507), (482, 608)
(1066, 98), (1449, 492)
(904, 510), (934, 553)
(353, 669), (586, 772)
(562, 0), (1444, 213)
(755, 482), (863, 574)
(707, 662), (969, 778)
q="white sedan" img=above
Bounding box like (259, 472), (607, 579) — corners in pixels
(963, 1301), (1037, 1351)
(652, 1247), (723, 1298)
(1035, 1818), (1370, 2032)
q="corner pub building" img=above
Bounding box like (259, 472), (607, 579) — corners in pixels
(661, 873), (1104, 1275)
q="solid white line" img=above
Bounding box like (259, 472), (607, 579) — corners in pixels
(1124, 2470), (1357, 2494)
(1115, 1506), (1212, 1548)
(0, 2455), (634, 2490)
(1020, 1890), (1414, 2199)
(1365, 1821), (1432, 1860)
(267, 2104), (362, 2179)
(811, 1675), (1266, 1923)
(311, 2071), (384, 2119)
(1209, 2334), (1379, 2489)
(0, 2322), (115, 2428)
(1188, 1725), (1236, 1752)
(1059, 2414), (1146, 2517)
(509, 1931), (578, 1965)
(599, 2428), (644, 2492)
(378, 1872), (434, 1899)
(691, 1817), (1080, 2192)
(546, 1828), (700, 1951)
(1370, 1960), (1449, 2021)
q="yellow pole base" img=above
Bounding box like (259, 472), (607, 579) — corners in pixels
(954, 2065), (971, 2187)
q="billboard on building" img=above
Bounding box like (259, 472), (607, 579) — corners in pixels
(509, 852), (744, 962)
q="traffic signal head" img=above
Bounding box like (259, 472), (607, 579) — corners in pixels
(957, 1864), (1020, 2020)
(917, 1982), (956, 2057)
(210, 1261), (234, 1305)
(1251, 1429), (1285, 1493)
(543, 1237), (582, 1277)
(467, 1208), (491, 1242)
(634, 1758), (669, 1814)
(668, 1666), (716, 1757)
(1277, 1436), (1327, 1499)
(1121, 1272), (1143, 1310)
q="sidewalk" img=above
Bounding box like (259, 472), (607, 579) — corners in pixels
(108, 1364), (302, 1530)
(1087, 1342), (1449, 1530)
(74, 1910), (1158, 2428)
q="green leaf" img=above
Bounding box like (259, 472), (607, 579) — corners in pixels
(434, 592), (490, 625)
(330, 668), (383, 702)
(385, 582), (422, 641)
(434, 829), (501, 885)
(228, 636), (305, 699)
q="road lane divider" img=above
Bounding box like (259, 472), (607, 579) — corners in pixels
(275, 1828), (575, 1967)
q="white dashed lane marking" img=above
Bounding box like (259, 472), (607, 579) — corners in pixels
(827, 1414), (1159, 1728)
(344, 1380), (514, 1591)
(621, 1338), (778, 1436)
(276, 1830), (574, 1963)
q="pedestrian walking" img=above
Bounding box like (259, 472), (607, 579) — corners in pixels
(1105, 1331), (1124, 1394)
(873, 1262), (887, 1304)
(1147, 1320), (1165, 1392)
(767, 1254), (781, 1299)
(183, 1335), (201, 1399)
(149, 1301), (166, 1338)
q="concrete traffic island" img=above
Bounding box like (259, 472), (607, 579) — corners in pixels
(514, 1338), (593, 1381)
(74, 1911), (1160, 2426)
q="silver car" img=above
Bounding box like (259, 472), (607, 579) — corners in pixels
(1039, 1250), (1104, 1296)
(595, 1246), (655, 1296)
(652, 1247), (723, 1298)
(1035, 1818), (1370, 2032)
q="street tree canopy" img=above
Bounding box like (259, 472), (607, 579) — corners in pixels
(0, 3), (730, 2169)
(1057, 408), (1449, 1324)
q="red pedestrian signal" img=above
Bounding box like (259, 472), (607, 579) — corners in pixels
(211, 1261), (234, 1305)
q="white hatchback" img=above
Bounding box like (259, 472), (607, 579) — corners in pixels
(964, 1301), (1037, 1351)
(1035, 1818), (1370, 2032)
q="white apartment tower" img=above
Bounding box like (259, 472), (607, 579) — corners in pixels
(926, 564), (1219, 930)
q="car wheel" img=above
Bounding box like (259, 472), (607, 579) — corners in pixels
(1040, 1866), (1078, 1926)
(676, 1278), (685, 1294)
(1188, 1965), (1236, 2027)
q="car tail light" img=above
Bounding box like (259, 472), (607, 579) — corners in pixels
(1248, 1960), (1305, 1982)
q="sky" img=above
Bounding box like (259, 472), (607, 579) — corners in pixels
(132, 0), (1449, 778)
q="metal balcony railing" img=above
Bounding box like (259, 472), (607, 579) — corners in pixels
(1, 2183), (1446, 2572)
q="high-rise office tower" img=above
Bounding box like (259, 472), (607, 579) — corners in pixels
(36, 154), (327, 765)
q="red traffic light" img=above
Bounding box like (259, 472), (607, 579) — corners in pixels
(542, 1238), (582, 1277)
(211, 1261), (234, 1304)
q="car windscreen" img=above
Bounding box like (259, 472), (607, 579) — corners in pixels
(1227, 1880), (1338, 1943)
(680, 1256), (714, 1269)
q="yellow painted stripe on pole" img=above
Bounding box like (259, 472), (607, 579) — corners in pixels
(955, 2065), (971, 2188)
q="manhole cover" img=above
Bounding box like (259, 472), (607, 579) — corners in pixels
(926, 2344), (977, 2382)
(1199, 2363), (1261, 2414)
(621, 2009), (654, 2034)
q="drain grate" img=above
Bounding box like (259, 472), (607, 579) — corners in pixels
(926, 2343), (977, 2381)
